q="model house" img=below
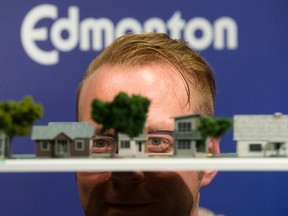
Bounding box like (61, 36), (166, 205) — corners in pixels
(0, 133), (6, 159)
(234, 113), (288, 157)
(173, 114), (206, 157)
(31, 122), (94, 158)
(118, 133), (147, 157)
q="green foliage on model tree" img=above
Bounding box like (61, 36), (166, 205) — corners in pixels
(198, 116), (233, 138)
(0, 96), (44, 137)
(92, 92), (150, 138)
(0, 96), (44, 157)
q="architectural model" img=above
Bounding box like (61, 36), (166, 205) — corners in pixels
(173, 114), (206, 157)
(6, 95), (287, 160)
(234, 112), (288, 157)
(31, 122), (94, 158)
(28, 114), (206, 158)
(27, 113), (230, 158)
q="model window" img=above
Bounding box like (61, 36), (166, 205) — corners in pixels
(178, 140), (191, 149)
(75, 140), (84, 151)
(120, 141), (130, 149)
(41, 141), (50, 151)
(178, 122), (192, 132)
(249, 144), (262, 152)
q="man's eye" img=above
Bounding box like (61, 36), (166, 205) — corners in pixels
(92, 136), (115, 154)
(146, 137), (173, 154)
(94, 139), (107, 148)
(151, 138), (162, 146)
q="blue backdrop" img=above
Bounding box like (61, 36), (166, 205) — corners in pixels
(0, 0), (288, 215)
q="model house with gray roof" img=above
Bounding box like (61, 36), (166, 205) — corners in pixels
(173, 114), (206, 157)
(31, 122), (95, 158)
(234, 113), (288, 157)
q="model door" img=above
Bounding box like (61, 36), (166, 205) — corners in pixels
(57, 140), (69, 157)
(135, 141), (145, 157)
(266, 142), (286, 157)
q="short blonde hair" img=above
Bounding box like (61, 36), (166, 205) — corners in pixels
(77, 33), (216, 116)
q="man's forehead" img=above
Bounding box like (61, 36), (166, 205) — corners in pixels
(79, 63), (194, 124)
(146, 114), (175, 131)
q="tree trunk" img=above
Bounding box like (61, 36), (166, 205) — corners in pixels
(4, 136), (12, 158)
(208, 137), (216, 156)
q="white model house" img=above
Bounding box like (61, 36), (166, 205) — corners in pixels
(234, 113), (288, 157)
(118, 133), (147, 157)
(173, 114), (206, 157)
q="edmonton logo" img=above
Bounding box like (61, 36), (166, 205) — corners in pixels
(21, 4), (238, 65)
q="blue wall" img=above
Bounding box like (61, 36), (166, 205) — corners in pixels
(1, 1), (288, 215)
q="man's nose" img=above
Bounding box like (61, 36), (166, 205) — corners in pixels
(111, 172), (145, 184)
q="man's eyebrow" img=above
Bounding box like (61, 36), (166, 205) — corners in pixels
(94, 127), (115, 134)
(148, 130), (174, 137)
(95, 132), (117, 139)
(146, 121), (173, 132)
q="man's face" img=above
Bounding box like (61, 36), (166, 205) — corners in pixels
(77, 63), (216, 216)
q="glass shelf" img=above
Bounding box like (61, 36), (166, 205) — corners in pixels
(1, 157), (288, 172)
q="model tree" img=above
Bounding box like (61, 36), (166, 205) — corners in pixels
(0, 96), (44, 157)
(198, 116), (233, 138)
(91, 92), (150, 157)
(197, 116), (232, 155)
